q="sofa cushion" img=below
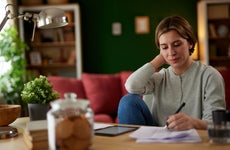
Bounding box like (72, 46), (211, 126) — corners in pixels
(82, 73), (122, 115)
(94, 114), (114, 123)
(48, 76), (87, 99)
(120, 71), (132, 96)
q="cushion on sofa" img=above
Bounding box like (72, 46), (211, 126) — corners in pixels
(82, 73), (122, 116)
(94, 114), (114, 123)
(120, 71), (132, 96)
(48, 76), (87, 99)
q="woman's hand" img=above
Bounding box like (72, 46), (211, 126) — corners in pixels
(150, 54), (166, 69)
(166, 112), (207, 131)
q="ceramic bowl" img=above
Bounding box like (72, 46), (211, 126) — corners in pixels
(0, 105), (21, 126)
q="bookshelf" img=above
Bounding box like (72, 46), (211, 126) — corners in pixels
(19, 4), (82, 78)
(197, 0), (230, 69)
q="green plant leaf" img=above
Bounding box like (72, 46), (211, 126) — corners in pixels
(21, 75), (59, 104)
(0, 26), (29, 107)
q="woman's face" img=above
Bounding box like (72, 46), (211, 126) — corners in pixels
(159, 30), (192, 71)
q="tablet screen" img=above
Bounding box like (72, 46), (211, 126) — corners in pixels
(95, 125), (138, 136)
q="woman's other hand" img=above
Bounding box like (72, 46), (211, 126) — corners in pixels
(166, 112), (207, 131)
(150, 54), (166, 69)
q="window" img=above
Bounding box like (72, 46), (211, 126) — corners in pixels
(0, 57), (11, 76)
(0, 0), (10, 76)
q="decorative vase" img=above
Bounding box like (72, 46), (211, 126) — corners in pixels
(28, 103), (50, 121)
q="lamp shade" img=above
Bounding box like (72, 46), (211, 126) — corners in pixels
(37, 8), (68, 29)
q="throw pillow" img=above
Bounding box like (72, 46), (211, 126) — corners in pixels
(48, 76), (87, 99)
(82, 73), (122, 115)
(120, 71), (132, 96)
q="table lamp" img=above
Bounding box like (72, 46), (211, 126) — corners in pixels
(0, 4), (68, 40)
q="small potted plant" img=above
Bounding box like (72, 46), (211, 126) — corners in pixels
(21, 75), (59, 120)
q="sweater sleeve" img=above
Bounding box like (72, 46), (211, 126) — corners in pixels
(125, 63), (157, 95)
(202, 67), (226, 121)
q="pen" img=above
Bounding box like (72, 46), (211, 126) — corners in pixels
(166, 102), (186, 127)
(174, 102), (186, 114)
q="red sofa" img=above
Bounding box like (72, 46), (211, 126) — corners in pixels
(218, 69), (230, 110)
(48, 69), (230, 123)
(48, 71), (132, 123)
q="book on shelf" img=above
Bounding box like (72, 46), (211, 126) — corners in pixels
(209, 24), (217, 38)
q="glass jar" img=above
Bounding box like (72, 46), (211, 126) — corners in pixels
(207, 109), (230, 143)
(47, 93), (94, 150)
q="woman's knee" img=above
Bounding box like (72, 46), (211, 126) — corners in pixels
(119, 94), (142, 105)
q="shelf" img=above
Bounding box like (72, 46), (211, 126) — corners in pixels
(210, 56), (230, 61)
(198, 0), (230, 68)
(209, 37), (230, 40)
(210, 56), (230, 67)
(19, 4), (82, 78)
(31, 41), (75, 48)
(27, 63), (75, 69)
(208, 17), (230, 22)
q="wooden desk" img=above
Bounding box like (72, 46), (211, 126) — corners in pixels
(0, 117), (230, 150)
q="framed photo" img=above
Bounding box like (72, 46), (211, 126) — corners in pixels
(29, 51), (42, 65)
(135, 16), (150, 34)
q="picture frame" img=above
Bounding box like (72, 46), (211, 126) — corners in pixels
(135, 16), (150, 34)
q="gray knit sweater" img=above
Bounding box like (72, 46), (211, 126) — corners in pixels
(125, 61), (226, 126)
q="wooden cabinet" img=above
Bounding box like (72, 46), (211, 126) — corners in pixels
(197, 0), (230, 69)
(19, 4), (82, 78)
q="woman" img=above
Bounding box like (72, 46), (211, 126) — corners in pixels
(118, 16), (226, 131)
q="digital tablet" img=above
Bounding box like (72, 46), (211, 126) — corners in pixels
(95, 125), (138, 136)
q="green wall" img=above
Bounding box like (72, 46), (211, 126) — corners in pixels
(70, 0), (198, 73)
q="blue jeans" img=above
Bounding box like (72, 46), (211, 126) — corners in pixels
(118, 94), (158, 126)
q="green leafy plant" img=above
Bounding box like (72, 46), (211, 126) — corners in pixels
(21, 75), (59, 104)
(0, 26), (29, 105)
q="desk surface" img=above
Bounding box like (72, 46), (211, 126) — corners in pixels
(0, 117), (230, 150)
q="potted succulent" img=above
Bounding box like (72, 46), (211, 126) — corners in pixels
(21, 75), (59, 120)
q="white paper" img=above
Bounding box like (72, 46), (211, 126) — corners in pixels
(129, 126), (202, 143)
(94, 123), (114, 130)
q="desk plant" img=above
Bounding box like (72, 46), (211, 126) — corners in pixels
(21, 75), (59, 120)
(21, 75), (59, 104)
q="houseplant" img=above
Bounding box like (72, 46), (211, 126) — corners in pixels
(0, 26), (29, 116)
(21, 75), (59, 120)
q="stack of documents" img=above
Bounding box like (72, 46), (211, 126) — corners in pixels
(129, 126), (202, 143)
